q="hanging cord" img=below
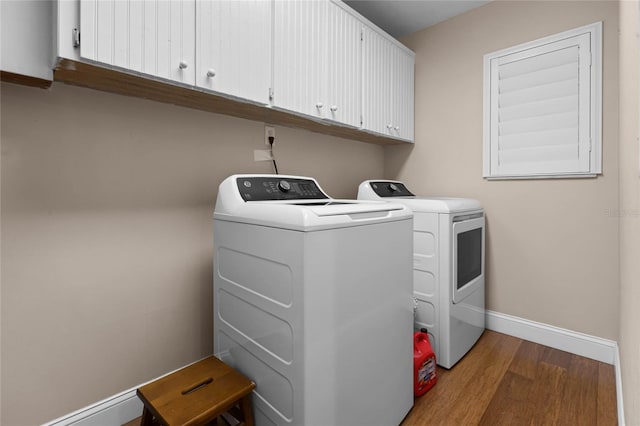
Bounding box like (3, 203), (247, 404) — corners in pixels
(268, 136), (279, 174)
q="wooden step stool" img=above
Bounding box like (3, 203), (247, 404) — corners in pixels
(136, 356), (256, 426)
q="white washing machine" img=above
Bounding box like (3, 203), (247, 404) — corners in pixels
(214, 174), (414, 426)
(358, 180), (485, 369)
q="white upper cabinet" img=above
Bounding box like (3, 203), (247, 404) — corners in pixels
(273, 0), (361, 128)
(80, 0), (196, 85)
(62, 0), (414, 143)
(362, 25), (414, 141)
(195, 0), (271, 105)
(1, 1), (53, 81)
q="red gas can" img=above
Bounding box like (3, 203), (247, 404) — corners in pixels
(414, 328), (437, 396)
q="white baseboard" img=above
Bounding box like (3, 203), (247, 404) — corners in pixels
(486, 310), (625, 425)
(44, 314), (626, 426)
(615, 343), (626, 426)
(485, 310), (617, 364)
(41, 389), (142, 426)
(42, 357), (207, 426)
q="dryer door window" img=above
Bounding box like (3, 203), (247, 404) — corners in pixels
(457, 228), (482, 290)
(452, 215), (485, 304)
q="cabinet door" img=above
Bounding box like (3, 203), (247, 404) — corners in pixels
(325, 2), (361, 128)
(391, 47), (414, 141)
(362, 25), (414, 141)
(80, 0), (195, 85)
(196, 0), (271, 105)
(273, 0), (327, 119)
(362, 26), (393, 136)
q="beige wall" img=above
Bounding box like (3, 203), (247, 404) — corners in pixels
(3, 1), (637, 424)
(0, 82), (384, 425)
(618, 1), (640, 424)
(387, 0), (620, 340)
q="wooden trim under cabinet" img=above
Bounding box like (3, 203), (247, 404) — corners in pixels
(53, 59), (408, 146)
(1, 71), (52, 89)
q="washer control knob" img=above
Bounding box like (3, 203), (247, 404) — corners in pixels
(278, 180), (291, 192)
(388, 183), (399, 193)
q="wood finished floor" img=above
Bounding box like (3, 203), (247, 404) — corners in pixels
(124, 330), (617, 426)
(401, 330), (617, 426)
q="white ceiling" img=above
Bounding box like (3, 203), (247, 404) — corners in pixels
(343, 0), (490, 38)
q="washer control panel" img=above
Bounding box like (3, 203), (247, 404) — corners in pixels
(237, 177), (330, 201)
(369, 181), (414, 197)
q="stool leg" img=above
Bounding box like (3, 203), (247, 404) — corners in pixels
(240, 395), (254, 426)
(140, 406), (155, 426)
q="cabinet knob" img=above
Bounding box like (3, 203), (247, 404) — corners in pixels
(394, 126), (400, 131)
(316, 102), (324, 109)
(330, 105), (338, 112)
(206, 69), (216, 78)
(179, 61), (189, 70)
(387, 124), (393, 130)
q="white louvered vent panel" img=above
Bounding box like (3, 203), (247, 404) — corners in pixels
(497, 138), (581, 175)
(499, 127), (578, 151)
(80, 0), (195, 85)
(488, 32), (592, 176)
(499, 95), (579, 123)
(499, 79), (579, 109)
(499, 111), (579, 137)
(500, 144), (579, 164)
(499, 62), (578, 94)
(498, 46), (578, 81)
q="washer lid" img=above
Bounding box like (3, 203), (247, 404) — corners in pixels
(215, 175), (412, 231)
(358, 180), (482, 213)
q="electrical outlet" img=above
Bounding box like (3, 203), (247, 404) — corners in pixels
(254, 149), (273, 161)
(265, 125), (275, 145)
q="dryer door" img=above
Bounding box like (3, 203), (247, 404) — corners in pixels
(451, 214), (484, 304)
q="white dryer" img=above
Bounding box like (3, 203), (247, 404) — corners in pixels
(358, 180), (485, 369)
(214, 175), (414, 426)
